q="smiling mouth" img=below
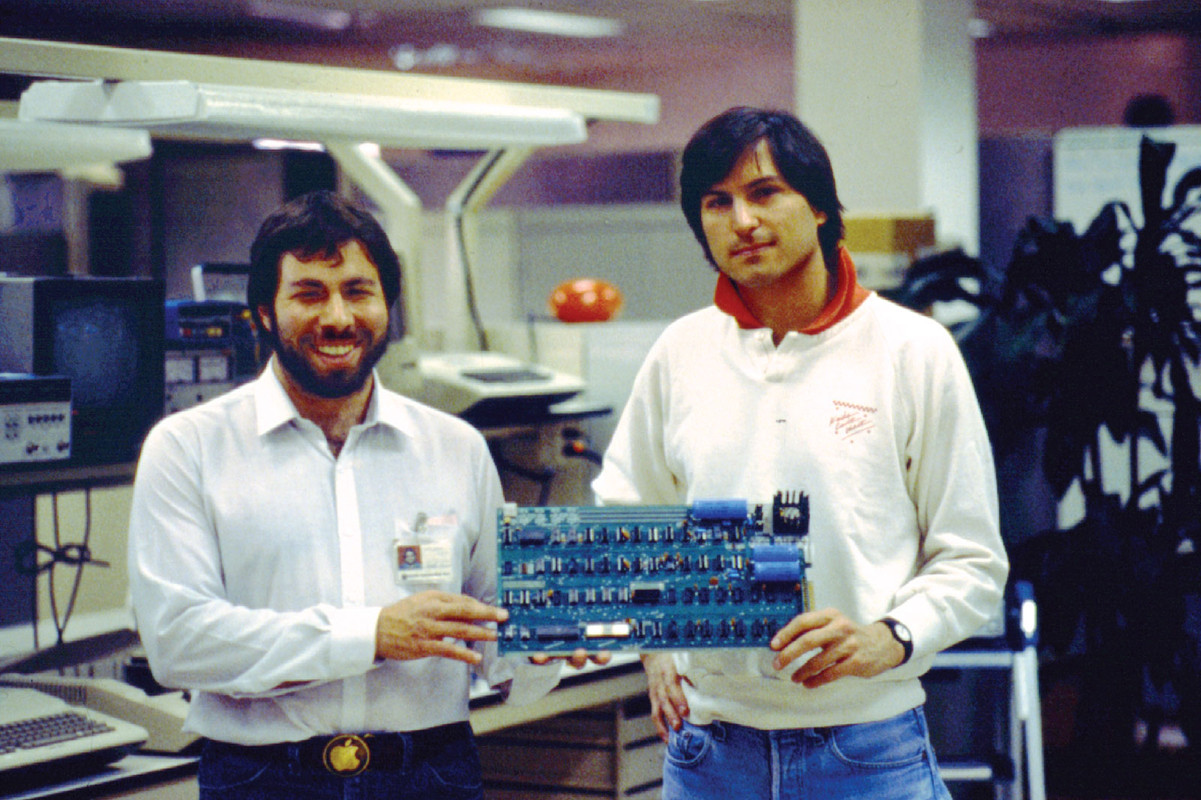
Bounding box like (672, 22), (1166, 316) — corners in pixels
(307, 337), (365, 364)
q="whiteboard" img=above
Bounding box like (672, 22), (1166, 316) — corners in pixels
(1050, 126), (1201, 527)
(1053, 125), (1201, 228)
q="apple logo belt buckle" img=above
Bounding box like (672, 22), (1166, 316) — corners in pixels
(322, 734), (371, 776)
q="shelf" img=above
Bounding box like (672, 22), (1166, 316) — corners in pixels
(0, 462), (136, 495)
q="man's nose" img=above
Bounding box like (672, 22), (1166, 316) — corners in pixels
(320, 294), (354, 329)
(731, 197), (758, 232)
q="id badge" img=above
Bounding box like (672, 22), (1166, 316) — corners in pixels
(393, 513), (456, 585)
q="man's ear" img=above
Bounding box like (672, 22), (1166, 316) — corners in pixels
(257, 306), (273, 333)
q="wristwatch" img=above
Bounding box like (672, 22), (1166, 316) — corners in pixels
(880, 617), (913, 665)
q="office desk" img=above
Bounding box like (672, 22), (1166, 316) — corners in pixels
(5, 754), (197, 800)
(4, 655), (649, 800)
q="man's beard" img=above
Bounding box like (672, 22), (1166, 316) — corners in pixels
(270, 328), (389, 399)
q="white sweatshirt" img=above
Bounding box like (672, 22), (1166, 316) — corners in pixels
(593, 289), (1008, 729)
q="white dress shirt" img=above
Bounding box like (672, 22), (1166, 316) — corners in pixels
(128, 362), (559, 745)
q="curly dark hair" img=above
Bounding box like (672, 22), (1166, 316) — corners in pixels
(247, 190), (402, 340)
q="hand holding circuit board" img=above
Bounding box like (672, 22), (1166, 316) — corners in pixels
(496, 492), (812, 653)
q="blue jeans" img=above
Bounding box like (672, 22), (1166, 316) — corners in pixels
(197, 731), (483, 800)
(663, 706), (953, 800)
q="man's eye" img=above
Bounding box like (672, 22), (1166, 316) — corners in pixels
(703, 196), (731, 210)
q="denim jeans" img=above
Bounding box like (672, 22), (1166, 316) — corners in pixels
(197, 731), (484, 800)
(662, 706), (953, 800)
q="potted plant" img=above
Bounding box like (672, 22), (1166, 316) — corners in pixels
(887, 134), (1201, 789)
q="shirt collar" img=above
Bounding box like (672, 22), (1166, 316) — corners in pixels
(713, 245), (871, 334)
(253, 360), (299, 437)
(253, 357), (407, 438)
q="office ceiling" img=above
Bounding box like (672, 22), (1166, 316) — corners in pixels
(2, 0), (1200, 88)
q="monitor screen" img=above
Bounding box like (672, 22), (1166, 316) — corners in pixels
(49, 296), (144, 412)
(0, 276), (165, 468)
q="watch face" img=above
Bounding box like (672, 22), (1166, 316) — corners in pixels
(887, 618), (912, 642)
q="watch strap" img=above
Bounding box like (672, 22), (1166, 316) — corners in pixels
(880, 616), (913, 665)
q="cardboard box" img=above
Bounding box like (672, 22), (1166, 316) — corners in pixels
(843, 214), (936, 257)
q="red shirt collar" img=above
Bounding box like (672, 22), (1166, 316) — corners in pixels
(713, 246), (870, 334)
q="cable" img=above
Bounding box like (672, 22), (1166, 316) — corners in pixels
(15, 489), (109, 649)
(454, 149), (508, 352)
(492, 453), (557, 506)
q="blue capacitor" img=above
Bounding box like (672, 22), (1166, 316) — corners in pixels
(752, 560), (802, 583)
(751, 544), (799, 563)
(691, 499), (748, 521)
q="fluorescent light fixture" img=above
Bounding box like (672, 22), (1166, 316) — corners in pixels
(247, 0), (353, 31)
(474, 8), (626, 38)
(252, 138), (326, 152)
(19, 80), (588, 150)
(0, 118), (151, 173)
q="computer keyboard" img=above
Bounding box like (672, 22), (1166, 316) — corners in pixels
(0, 686), (147, 779)
(0, 709), (117, 754)
(0, 673), (197, 753)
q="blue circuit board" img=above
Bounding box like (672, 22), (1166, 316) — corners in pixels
(496, 492), (811, 653)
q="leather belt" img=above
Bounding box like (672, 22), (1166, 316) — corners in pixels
(207, 721), (472, 777)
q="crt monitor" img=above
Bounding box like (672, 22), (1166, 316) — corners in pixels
(0, 276), (165, 468)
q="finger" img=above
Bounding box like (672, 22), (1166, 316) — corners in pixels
(652, 682), (687, 732)
(646, 688), (680, 740)
(773, 637), (823, 670)
(651, 708), (671, 743)
(528, 649), (597, 669)
(429, 597), (509, 623)
(666, 683), (690, 723)
(790, 651), (831, 683)
(590, 651), (612, 666)
(770, 619), (806, 651)
(428, 621), (500, 643)
(774, 616), (850, 670)
(419, 639), (485, 665)
(770, 608), (835, 651)
(659, 694), (684, 733)
(791, 640), (853, 684)
(800, 658), (854, 688)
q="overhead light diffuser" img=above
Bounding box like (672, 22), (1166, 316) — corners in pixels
(0, 118), (151, 173)
(474, 8), (626, 38)
(19, 80), (588, 150)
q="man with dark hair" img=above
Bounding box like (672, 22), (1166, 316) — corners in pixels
(593, 107), (1008, 797)
(129, 190), (596, 799)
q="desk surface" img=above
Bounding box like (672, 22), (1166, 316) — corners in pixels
(4, 654), (646, 799)
(5, 753), (197, 800)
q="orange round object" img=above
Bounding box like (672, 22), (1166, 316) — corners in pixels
(549, 278), (624, 323)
